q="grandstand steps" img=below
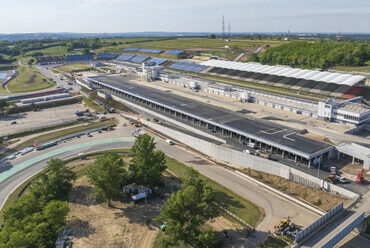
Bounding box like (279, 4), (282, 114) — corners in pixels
(290, 79), (309, 90)
(329, 85), (350, 97)
(200, 67), (214, 74)
(162, 61), (175, 67)
(340, 86), (364, 99)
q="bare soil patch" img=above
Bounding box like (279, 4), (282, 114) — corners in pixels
(240, 168), (347, 211)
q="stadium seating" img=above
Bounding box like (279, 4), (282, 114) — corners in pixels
(340, 86), (363, 99)
(299, 81), (319, 92)
(145, 58), (168, 65)
(138, 48), (162, 54)
(308, 82), (330, 94)
(123, 47), (140, 51)
(329, 85), (351, 97)
(129, 55), (150, 63)
(116, 53), (136, 61)
(98, 53), (118, 59)
(319, 84), (340, 96)
(166, 50), (184, 55)
(168, 62), (208, 73)
(66, 55), (93, 61)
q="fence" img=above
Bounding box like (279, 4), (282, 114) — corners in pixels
(321, 212), (365, 248)
(116, 97), (359, 199)
(294, 202), (343, 243)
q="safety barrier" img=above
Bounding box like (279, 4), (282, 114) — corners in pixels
(294, 202), (343, 243)
(321, 212), (365, 248)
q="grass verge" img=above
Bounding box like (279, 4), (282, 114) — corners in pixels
(83, 97), (105, 112)
(6, 66), (55, 93)
(165, 157), (261, 227)
(257, 235), (288, 248)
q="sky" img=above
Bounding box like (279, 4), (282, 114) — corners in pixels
(0, 0), (369, 34)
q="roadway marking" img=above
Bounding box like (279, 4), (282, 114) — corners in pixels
(0, 138), (135, 184)
(283, 132), (296, 141)
(260, 128), (287, 135)
(254, 127), (276, 135)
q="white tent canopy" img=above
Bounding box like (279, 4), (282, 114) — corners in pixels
(201, 60), (365, 86)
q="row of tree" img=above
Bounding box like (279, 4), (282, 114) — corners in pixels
(250, 41), (370, 69)
(0, 159), (76, 247)
(87, 134), (167, 207)
(87, 135), (221, 247)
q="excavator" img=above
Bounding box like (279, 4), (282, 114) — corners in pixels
(356, 170), (364, 184)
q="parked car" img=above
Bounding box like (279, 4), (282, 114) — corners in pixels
(339, 177), (349, 184)
(242, 149), (251, 154)
(166, 139), (174, 145)
(10, 121), (17, 125)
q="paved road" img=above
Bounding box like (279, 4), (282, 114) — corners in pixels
(154, 138), (320, 246)
(0, 137), (135, 211)
(301, 191), (370, 248)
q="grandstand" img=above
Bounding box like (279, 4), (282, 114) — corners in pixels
(116, 53), (136, 62)
(98, 53), (118, 59)
(123, 47), (140, 52)
(36, 56), (65, 64)
(130, 55), (150, 63)
(66, 55), (93, 61)
(138, 48), (162, 54)
(168, 62), (208, 73)
(145, 58), (168, 65)
(200, 60), (366, 98)
(166, 50), (184, 55)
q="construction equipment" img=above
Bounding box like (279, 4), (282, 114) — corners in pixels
(356, 170), (364, 184)
(134, 118), (141, 127)
(324, 174), (337, 184)
(256, 150), (270, 159)
(274, 218), (296, 236)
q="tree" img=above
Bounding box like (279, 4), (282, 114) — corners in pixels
(129, 134), (166, 188)
(87, 152), (127, 207)
(157, 168), (220, 248)
(249, 52), (260, 62)
(32, 158), (76, 201)
(82, 48), (90, 55)
(208, 34), (216, 39)
(27, 58), (35, 65)
(0, 99), (8, 111)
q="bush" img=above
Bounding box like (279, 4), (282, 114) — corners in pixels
(303, 191), (308, 200)
(280, 186), (286, 191)
(258, 172), (263, 179)
(247, 167), (251, 175)
(316, 199), (322, 206)
(269, 178), (274, 185)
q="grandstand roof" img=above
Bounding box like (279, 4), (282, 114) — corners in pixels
(200, 60), (366, 86)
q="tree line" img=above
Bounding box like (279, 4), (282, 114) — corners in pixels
(250, 41), (370, 70)
(0, 159), (76, 247)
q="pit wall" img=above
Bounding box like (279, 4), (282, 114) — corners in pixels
(111, 93), (359, 199)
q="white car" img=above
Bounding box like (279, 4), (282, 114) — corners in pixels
(339, 177), (349, 184)
(166, 139), (174, 145)
(242, 149), (251, 154)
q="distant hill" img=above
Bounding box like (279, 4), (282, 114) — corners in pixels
(0, 32), (218, 41)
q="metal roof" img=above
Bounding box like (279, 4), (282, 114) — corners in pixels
(200, 60), (366, 86)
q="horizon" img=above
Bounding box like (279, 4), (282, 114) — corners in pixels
(0, 0), (369, 34)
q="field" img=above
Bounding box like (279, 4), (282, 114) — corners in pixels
(24, 46), (75, 56)
(52, 63), (93, 73)
(5, 66), (55, 93)
(332, 61), (370, 73)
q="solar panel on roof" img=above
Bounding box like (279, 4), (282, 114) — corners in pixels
(123, 47), (140, 51)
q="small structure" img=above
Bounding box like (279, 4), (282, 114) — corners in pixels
(55, 236), (72, 248)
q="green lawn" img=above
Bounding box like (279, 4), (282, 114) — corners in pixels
(332, 61), (370, 73)
(257, 235), (288, 248)
(53, 63), (92, 73)
(165, 157), (262, 227)
(6, 66), (55, 93)
(83, 97), (105, 112)
(24, 46), (80, 57)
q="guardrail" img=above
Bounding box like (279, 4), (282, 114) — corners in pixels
(295, 202), (343, 243)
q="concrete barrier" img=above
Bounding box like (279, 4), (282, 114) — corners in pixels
(113, 95), (359, 199)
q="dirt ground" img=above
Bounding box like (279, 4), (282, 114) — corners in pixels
(339, 162), (370, 181)
(66, 169), (249, 248)
(240, 168), (347, 211)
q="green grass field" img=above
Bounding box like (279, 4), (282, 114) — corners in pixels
(6, 66), (55, 93)
(24, 46), (80, 57)
(332, 61), (370, 73)
(165, 157), (262, 227)
(53, 63), (91, 73)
